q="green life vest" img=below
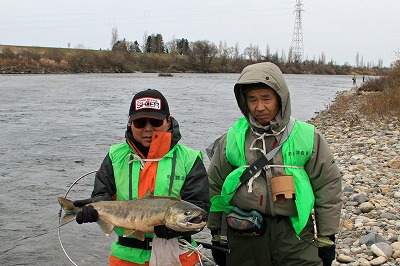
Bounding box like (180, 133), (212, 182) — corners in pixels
(108, 141), (202, 264)
(210, 117), (315, 236)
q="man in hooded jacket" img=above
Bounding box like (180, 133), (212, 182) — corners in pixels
(207, 62), (342, 266)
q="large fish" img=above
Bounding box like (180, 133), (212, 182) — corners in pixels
(58, 196), (207, 241)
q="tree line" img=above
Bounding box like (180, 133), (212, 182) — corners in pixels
(109, 27), (390, 71)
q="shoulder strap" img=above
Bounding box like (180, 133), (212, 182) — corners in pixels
(168, 150), (177, 196)
(129, 154), (133, 200)
(237, 117), (296, 188)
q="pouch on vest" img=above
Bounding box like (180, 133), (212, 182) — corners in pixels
(271, 175), (295, 203)
(226, 207), (266, 236)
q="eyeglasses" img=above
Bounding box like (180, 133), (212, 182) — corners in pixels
(132, 118), (164, 128)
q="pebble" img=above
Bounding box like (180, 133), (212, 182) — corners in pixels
(337, 254), (355, 263)
(371, 243), (392, 258)
(309, 90), (400, 265)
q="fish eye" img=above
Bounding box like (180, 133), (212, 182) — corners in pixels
(184, 211), (191, 215)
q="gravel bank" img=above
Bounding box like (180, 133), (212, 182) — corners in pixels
(309, 89), (400, 265)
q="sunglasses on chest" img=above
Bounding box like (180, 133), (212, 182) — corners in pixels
(132, 118), (164, 128)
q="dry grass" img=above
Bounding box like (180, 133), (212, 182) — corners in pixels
(321, 65), (400, 125)
(358, 86), (400, 119)
(357, 66), (400, 119)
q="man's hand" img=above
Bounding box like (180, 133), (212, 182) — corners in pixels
(154, 225), (196, 239)
(211, 230), (227, 266)
(317, 235), (336, 266)
(73, 198), (98, 224)
(318, 245), (335, 266)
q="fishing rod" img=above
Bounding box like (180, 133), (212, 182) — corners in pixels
(58, 170), (98, 266)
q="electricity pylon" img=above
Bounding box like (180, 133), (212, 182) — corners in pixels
(291, 0), (304, 62)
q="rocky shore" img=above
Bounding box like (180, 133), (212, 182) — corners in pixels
(309, 89), (400, 265)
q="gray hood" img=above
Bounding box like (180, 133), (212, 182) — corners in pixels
(234, 62), (291, 133)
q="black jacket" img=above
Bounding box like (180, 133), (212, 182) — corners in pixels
(90, 117), (210, 213)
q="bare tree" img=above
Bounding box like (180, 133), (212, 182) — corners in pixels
(243, 43), (254, 61)
(272, 49), (279, 63)
(227, 46), (235, 59)
(280, 49), (287, 64)
(287, 46), (293, 63)
(265, 45), (271, 61)
(254, 44), (261, 61)
(189, 40), (218, 71)
(167, 35), (177, 55)
(243, 43), (261, 61)
(111, 27), (119, 49)
(218, 40), (229, 66)
(218, 41), (224, 58)
(377, 58), (383, 68)
(234, 42), (240, 60)
(319, 52), (326, 65)
(141, 31), (148, 53)
(355, 52), (360, 67)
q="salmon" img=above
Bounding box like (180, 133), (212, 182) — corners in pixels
(58, 196), (207, 241)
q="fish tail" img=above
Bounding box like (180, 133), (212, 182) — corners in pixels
(58, 197), (79, 226)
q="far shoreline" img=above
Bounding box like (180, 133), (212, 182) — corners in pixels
(0, 44), (388, 76)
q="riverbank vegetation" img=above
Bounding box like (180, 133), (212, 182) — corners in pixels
(322, 62), (400, 122)
(0, 43), (390, 76)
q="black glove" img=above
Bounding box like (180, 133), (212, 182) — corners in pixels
(73, 198), (98, 224)
(154, 225), (196, 240)
(211, 230), (227, 266)
(318, 244), (336, 266)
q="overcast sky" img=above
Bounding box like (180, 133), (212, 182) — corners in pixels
(1, 0), (399, 67)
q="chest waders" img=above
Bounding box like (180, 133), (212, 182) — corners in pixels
(210, 117), (315, 236)
(108, 142), (201, 264)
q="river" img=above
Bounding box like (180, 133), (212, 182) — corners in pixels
(0, 73), (354, 265)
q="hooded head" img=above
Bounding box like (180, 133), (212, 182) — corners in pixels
(234, 62), (291, 132)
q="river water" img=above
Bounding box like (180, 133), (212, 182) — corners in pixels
(0, 73), (353, 265)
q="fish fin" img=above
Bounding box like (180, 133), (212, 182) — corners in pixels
(59, 214), (78, 227)
(133, 231), (146, 241)
(58, 197), (78, 226)
(97, 218), (114, 236)
(122, 229), (136, 237)
(123, 229), (145, 241)
(58, 197), (75, 212)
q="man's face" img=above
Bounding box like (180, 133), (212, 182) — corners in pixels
(245, 88), (280, 126)
(130, 116), (171, 147)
